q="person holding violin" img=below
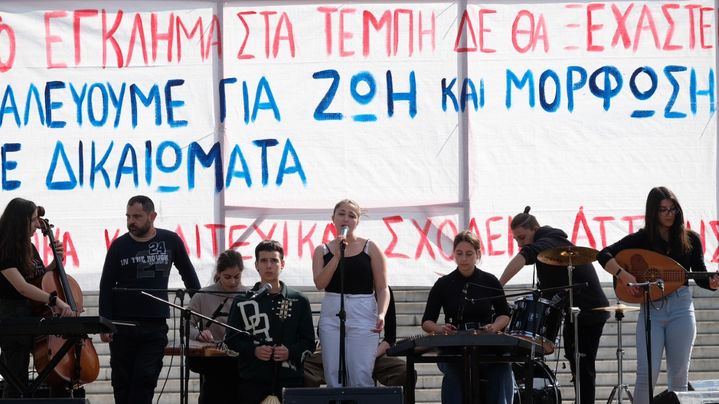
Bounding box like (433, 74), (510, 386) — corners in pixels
(99, 195), (201, 404)
(0, 197), (73, 398)
(598, 187), (719, 404)
(187, 249), (247, 404)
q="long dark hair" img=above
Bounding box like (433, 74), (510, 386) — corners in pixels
(213, 249), (244, 282)
(0, 198), (37, 277)
(645, 186), (691, 254)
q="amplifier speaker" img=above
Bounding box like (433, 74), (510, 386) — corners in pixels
(283, 386), (403, 404)
(654, 389), (719, 404)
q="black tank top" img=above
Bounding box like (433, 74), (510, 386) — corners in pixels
(323, 240), (374, 294)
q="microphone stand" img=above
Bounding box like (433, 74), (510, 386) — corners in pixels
(140, 291), (255, 404)
(456, 284), (468, 327)
(644, 288), (653, 404)
(177, 289), (190, 404)
(640, 282), (658, 404)
(337, 241), (348, 387)
(622, 279), (663, 404)
(496, 283), (588, 302)
(456, 283), (472, 404)
(566, 255), (581, 404)
(114, 287), (194, 404)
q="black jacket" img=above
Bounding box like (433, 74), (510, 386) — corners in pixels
(226, 281), (315, 383)
(99, 229), (200, 320)
(519, 226), (609, 324)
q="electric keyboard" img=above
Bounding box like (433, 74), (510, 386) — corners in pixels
(0, 315), (116, 336)
(387, 330), (545, 356)
(388, 330), (545, 404)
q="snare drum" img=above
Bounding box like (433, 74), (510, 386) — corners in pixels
(507, 296), (563, 354)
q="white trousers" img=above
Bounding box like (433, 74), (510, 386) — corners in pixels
(318, 292), (378, 387)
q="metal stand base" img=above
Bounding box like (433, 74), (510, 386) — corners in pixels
(607, 383), (634, 404)
(606, 309), (634, 404)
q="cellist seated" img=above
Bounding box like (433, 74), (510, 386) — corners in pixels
(0, 199), (74, 398)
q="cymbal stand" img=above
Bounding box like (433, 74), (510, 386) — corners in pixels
(606, 308), (633, 404)
(566, 254), (581, 403)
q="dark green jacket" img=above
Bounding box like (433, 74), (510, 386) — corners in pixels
(226, 281), (315, 383)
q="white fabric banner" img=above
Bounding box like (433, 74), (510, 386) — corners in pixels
(0, 1), (715, 288)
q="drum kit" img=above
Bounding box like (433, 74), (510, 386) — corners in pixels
(506, 245), (639, 404)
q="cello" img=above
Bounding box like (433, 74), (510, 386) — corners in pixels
(32, 206), (100, 389)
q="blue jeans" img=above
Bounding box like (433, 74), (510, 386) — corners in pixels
(634, 286), (695, 404)
(438, 361), (513, 404)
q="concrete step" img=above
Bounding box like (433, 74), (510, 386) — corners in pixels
(70, 284), (719, 404)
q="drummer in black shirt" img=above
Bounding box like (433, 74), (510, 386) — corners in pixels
(422, 230), (513, 404)
(499, 206), (609, 404)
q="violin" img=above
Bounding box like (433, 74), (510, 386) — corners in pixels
(32, 206), (100, 388)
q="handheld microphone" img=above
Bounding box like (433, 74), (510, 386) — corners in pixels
(457, 283), (468, 325)
(248, 283), (272, 300)
(339, 225), (350, 253)
(627, 281), (649, 287)
(627, 281), (662, 288)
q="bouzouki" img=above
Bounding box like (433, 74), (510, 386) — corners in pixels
(261, 298), (292, 404)
(614, 248), (717, 304)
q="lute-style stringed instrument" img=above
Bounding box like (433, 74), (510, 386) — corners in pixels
(614, 248), (717, 304)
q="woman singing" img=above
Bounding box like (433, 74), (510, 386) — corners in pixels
(422, 230), (513, 404)
(312, 199), (390, 387)
(188, 249), (247, 404)
(598, 186), (719, 403)
(0, 198), (73, 398)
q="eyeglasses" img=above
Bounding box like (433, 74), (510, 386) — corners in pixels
(658, 207), (678, 215)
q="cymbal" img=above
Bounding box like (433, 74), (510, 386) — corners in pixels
(592, 304), (640, 313)
(537, 246), (598, 266)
